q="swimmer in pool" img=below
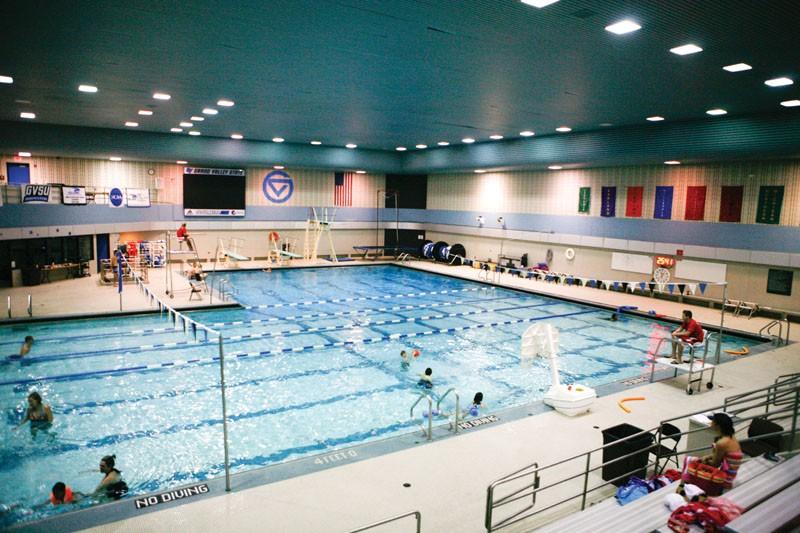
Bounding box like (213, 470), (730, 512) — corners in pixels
(417, 367), (433, 389)
(93, 455), (128, 500)
(466, 392), (484, 416)
(400, 350), (411, 370)
(14, 392), (53, 438)
(19, 336), (34, 357)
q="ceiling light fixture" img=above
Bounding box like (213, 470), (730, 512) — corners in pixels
(188, 130), (201, 136)
(179, 122), (193, 128)
(273, 165), (284, 170)
(599, 122), (613, 127)
(272, 137), (285, 143)
(664, 160), (681, 165)
(356, 170), (366, 174)
(18, 152), (31, 157)
(520, 130), (535, 137)
(765, 77), (793, 87)
(437, 141), (450, 146)
(0, 75), (13, 84)
(415, 144), (428, 149)
(521, 0), (559, 8)
(109, 157), (122, 161)
(191, 116), (204, 121)
(138, 110), (153, 116)
(670, 44), (703, 55)
(20, 112), (36, 119)
(646, 116), (665, 121)
(723, 63), (752, 73)
(396, 146), (407, 151)
(548, 165), (563, 170)
(125, 121), (139, 127)
(170, 127), (183, 132)
(780, 99), (800, 107)
(474, 169), (486, 173)
(605, 19), (641, 35)
(706, 108), (727, 116)
(345, 143), (357, 149)
(231, 134), (243, 139)
(176, 160), (188, 164)
(217, 99), (235, 107)
(202, 108), (218, 115)
(310, 140), (322, 145)
(489, 134), (504, 140)
(152, 92), (171, 100)
(556, 126), (572, 132)
(462, 137), (476, 143)
(78, 84), (98, 93)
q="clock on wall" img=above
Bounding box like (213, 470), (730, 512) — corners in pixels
(147, 168), (155, 175)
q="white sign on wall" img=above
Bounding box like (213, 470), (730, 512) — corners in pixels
(61, 186), (87, 205)
(611, 252), (653, 275)
(126, 188), (151, 207)
(675, 259), (727, 283)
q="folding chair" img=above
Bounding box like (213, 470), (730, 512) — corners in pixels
(189, 280), (206, 301)
(650, 422), (682, 474)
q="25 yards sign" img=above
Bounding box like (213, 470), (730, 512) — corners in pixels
(262, 170), (294, 204)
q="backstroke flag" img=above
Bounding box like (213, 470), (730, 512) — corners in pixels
(334, 172), (353, 207)
(755, 185), (784, 225)
(684, 186), (707, 221)
(719, 185), (743, 222)
(625, 186), (643, 217)
(601, 186), (616, 217)
(654, 186), (674, 220)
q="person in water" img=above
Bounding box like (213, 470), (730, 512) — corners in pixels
(94, 455), (128, 500)
(417, 367), (433, 389)
(466, 392), (484, 417)
(14, 392), (53, 437)
(48, 482), (83, 506)
(400, 350), (411, 370)
(19, 336), (34, 356)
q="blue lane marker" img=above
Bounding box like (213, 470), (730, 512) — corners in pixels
(0, 309), (600, 387)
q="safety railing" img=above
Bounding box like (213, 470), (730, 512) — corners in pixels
(410, 392), (434, 441)
(119, 255), (232, 491)
(484, 379), (800, 532)
(759, 317), (791, 346)
(5, 294), (33, 318)
(345, 510), (421, 533)
(436, 388), (461, 434)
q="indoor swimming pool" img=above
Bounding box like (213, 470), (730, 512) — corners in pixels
(0, 265), (766, 526)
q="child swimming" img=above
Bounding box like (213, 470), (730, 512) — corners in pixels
(400, 350), (411, 370)
(417, 367), (433, 389)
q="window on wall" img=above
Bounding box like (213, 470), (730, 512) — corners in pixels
(767, 269), (793, 296)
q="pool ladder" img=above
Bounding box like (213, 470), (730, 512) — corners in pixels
(437, 387), (462, 434)
(410, 392), (435, 441)
(759, 318), (790, 346)
(6, 295), (33, 318)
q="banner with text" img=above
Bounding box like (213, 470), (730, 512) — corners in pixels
(684, 185), (707, 221)
(625, 186), (643, 218)
(755, 185), (784, 224)
(126, 188), (151, 207)
(601, 186), (616, 217)
(719, 185), (744, 223)
(578, 187), (591, 213)
(61, 186), (87, 205)
(653, 186), (674, 220)
(22, 184), (51, 203)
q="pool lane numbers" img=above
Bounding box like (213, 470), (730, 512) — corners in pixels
(134, 483), (209, 510)
(262, 170), (294, 203)
(314, 449), (358, 467)
(458, 414), (499, 431)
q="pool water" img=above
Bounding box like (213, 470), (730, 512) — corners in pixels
(0, 265), (764, 525)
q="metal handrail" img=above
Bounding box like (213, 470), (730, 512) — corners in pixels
(345, 510), (421, 533)
(27, 294), (32, 317)
(410, 393), (434, 441)
(484, 380), (800, 532)
(436, 388), (461, 434)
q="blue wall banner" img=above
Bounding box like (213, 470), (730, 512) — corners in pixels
(109, 187), (125, 208)
(654, 186), (674, 220)
(601, 186), (616, 217)
(22, 184), (50, 203)
(262, 170), (295, 204)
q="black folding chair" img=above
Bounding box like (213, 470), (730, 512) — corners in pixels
(651, 422), (682, 474)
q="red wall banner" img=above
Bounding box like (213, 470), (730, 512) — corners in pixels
(719, 185), (743, 222)
(684, 186), (707, 221)
(625, 186), (643, 217)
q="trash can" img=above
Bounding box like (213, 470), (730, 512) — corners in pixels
(601, 423), (653, 486)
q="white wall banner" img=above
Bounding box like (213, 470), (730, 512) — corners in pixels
(126, 188), (151, 207)
(61, 186), (87, 205)
(22, 184), (51, 203)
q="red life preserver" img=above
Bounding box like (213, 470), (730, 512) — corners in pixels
(50, 486), (74, 505)
(268, 231), (280, 242)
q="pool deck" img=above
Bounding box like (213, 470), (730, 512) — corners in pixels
(3, 260), (799, 533)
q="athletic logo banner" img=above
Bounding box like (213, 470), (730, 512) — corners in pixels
(653, 186), (673, 220)
(601, 186), (616, 217)
(755, 185), (784, 225)
(578, 187), (591, 213)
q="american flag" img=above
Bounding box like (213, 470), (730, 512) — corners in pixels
(334, 172), (353, 207)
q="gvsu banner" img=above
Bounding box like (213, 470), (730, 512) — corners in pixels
(22, 184), (51, 203)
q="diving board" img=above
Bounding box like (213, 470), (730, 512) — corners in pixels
(353, 245), (418, 260)
(216, 237), (250, 266)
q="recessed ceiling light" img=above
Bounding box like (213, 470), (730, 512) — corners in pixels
(272, 137), (285, 143)
(723, 63), (752, 73)
(345, 143), (357, 149)
(664, 160), (681, 165)
(647, 116), (665, 122)
(191, 116), (204, 121)
(109, 157), (122, 161)
(18, 151), (31, 157)
(0, 75), (13, 84)
(176, 160), (188, 164)
(78, 84), (98, 93)
(706, 108), (727, 116)
(202, 108), (218, 115)
(765, 77), (793, 87)
(556, 126), (572, 132)
(415, 144), (428, 149)
(153, 92), (171, 100)
(489, 134), (504, 140)
(138, 109), (153, 116)
(670, 44), (703, 56)
(396, 146), (407, 151)
(548, 165), (563, 170)
(599, 122), (613, 127)
(521, 0), (559, 8)
(474, 169), (486, 173)
(125, 121), (139, 127)
(273, 165), (284, 170)
(179, 122), (193, 128)
(605, 19), (641, 35)
(188, 130), (201, 136)
(356, 170), (366, 174)
(20, 112), (36, 119)
(437, 141), (450, 146)
(170, 127), (183, 133)
(462, 137), (476, 143)
(310, 140), (322, 145)
(781, 99), (800, 107)
(520, 130), (535, 137)
(217, 99), (235, 107)
(231, 134), (244, 140)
